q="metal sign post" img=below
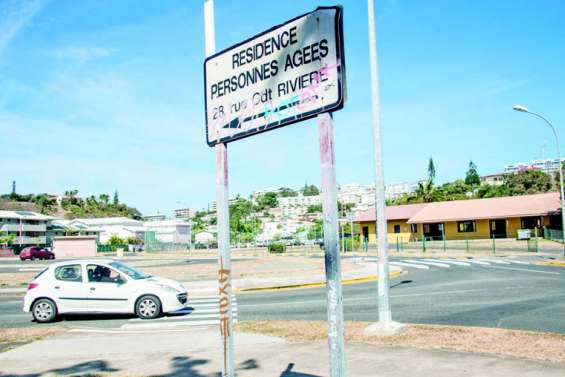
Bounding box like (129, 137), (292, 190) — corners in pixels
(318, 112), (346, 376)
(204, 1), (235, 376)
(202, 5), (347, 375)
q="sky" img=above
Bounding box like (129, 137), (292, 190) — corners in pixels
(0, 0), (564, 215)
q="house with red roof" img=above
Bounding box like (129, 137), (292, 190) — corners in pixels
(356, 192), (561, 243)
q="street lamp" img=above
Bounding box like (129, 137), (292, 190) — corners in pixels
(513, 105), (565, 258)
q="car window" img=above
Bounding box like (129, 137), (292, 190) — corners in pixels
(87, 264), (122, 283)
(54, 265), (82, 282)
(109, 261), (150, 280)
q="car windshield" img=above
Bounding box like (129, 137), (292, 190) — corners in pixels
(109, 261), (151, 280)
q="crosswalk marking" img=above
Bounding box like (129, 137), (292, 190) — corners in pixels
(122, 295), (238, 329)
(404, 259), (451, 268)
(465, 259), (491, 265)
(427, 258), (471, 266)
(390, 261), (430, 269)
(391, 258), (535, 271)
(475, 258), (511, 265)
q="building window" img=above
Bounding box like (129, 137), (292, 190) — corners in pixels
(458, 220), (476, 233)
(411, 224), (417, 233)
(393, 224), (401, 234)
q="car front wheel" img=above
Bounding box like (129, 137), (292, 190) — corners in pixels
(135, 295), (161, 320)
(32, 298), (57, 323)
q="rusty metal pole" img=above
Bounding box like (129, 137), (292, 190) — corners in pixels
(318, 112), (346, 376)
(204, 1), (234, 376)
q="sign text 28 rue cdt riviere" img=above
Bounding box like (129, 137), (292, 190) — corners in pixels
(204, 6), (346, 146)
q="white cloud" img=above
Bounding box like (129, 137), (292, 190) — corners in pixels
(0, 0), (45, 56)
(47, 45), (116, 62)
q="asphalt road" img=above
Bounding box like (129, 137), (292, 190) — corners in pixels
(237, 258), (565, 333)
(1, 257), (564, 333)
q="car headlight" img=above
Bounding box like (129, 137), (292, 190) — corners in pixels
(157, 284), (179, 293)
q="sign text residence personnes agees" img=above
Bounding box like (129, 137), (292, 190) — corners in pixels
(204, 6), (346, 146)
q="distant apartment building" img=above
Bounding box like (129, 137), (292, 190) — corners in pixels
(278, 194), (321, 217)
(0, 210), (51, 247)
(143, 214), (167, 222)
(504, 158), (564, 175)
(481, 173), (505, 186)
(174, 208), (194, 219)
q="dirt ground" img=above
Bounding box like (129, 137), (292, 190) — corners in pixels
(236, 321), (565, 364)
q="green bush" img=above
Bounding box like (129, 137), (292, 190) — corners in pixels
(268, 242), (286, 254)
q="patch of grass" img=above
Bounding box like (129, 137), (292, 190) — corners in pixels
(236, 321), (565, 363)
(0, 327), (65, 351)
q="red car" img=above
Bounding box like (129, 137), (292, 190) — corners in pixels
(19, 247), (55, 261)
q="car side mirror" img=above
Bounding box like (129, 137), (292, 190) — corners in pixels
(116, 276), (126, 285)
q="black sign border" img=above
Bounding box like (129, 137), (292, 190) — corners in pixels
(203, 6), (346, 147)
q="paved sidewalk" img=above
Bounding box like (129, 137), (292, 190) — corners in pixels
(1, 328), (564, 376)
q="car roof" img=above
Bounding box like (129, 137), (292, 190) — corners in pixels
(48, 259), (118, 268)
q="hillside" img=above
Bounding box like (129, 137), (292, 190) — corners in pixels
(0, 191), (141, 219)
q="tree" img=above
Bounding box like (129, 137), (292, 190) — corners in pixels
(307, 220), (323, 240)
(465, 161), (481, 186)
(307, 204), (323, 213)
(113, 190), (119, 205)
(34, 194), (56, 214)
(107, 235), (125, 246)
(99, 194), (110, 207)
(302, 184), (320, 196)
(0, 232), (16, 246)
(504, 170), (553, 196)
(428, 157), (436, 183)
(257, 192), (278, 210)
(278, 187), (298, 197)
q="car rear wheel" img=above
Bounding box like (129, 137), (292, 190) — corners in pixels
(135, 295), (161, 320)
(32, 299), (57, 323)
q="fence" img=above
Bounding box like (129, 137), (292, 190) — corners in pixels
(373, 232), (555, 255)
(544, 228), (564, 243)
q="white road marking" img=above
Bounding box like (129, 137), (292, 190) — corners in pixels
(465, 259), (491, 265)
(505, 260), (530, 265)
(18, 268), (44, 272)
(404, 259), (451, 268)
(427, 259), (471, 266)
(486, 266), (560, 275)
(475, 258), (511, 265)
(390, 261), (430, 270)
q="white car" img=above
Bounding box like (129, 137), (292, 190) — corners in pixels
(23, 259), (188, 323)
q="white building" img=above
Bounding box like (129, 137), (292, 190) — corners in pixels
(0, 210), (52, 246)
(47, 219), (102, 244)
(77, 217), (147, 244)
(143, 219), (191, 244)
(504, 158), (564, 175)
(195, 231), (215, 245)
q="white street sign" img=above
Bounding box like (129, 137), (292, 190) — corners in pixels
(204, 6), (346, 146)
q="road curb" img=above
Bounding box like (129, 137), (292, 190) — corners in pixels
(238, 270), (403, 293)
(536, 260), (565, 267)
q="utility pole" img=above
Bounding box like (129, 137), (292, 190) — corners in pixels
(204, 1), (235, 376)
(365, 0), (403, 336)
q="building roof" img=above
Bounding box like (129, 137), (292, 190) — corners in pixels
(357, 192), (561, 224)
(0, 210), (53, 221)
(407, 192), (560, 224)
(357, 203), (428, 222)
(77, 217), (142, 226)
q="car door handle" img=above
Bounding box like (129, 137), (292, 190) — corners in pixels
(54, 286), (60, 290)
(90, 287), (96, 291)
